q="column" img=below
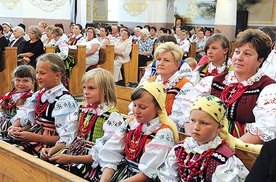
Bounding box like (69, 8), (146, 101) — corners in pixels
(214, 0), (237, 41)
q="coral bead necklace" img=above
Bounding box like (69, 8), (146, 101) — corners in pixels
(220, 83), (249, 107)
(34, 90), (49, 120)
(177, 146), (215, 181)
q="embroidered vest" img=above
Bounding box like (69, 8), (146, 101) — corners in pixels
(78, 107), (119, 143)
(211, 72), (276, 124)
(148, 76), (189, 115)
(199, 62), (233, 80)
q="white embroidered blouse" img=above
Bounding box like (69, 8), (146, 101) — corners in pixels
(158, 135), (249, 182)
(99, 117), (175, 179)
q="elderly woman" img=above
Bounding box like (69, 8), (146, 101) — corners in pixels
(9, 26), (26, 54)
(18, 25), (44, 68)
(42, 25), (55, 46)
(52, 27), (69, 60)
(79, 27), (100, 70)
(189, 29), (276, 144)
(130, 42), (194, 131)
(114, 29), (132, 83)
(137, 28), (154, 67)
(192, 33), (231, 85)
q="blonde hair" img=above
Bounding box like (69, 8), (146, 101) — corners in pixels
(185, 57), (197, 70)
(82, 68), (117, 107)
(154, 42), (183, 64)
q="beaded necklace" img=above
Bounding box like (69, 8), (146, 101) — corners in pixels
(77, 104), (98, 138)
(1, 91), (32, 110)
(177, 146), (215, 181)
(125, 124), (149, 161)
(34, 90), (49, 120)
(220, 83), (249, 107)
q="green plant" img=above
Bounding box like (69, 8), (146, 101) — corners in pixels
(237, 0), (261, 11)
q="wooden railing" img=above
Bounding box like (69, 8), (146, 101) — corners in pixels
(0, 141), (87, 181)
(0, 47), (18, 97)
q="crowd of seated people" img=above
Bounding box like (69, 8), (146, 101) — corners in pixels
(2, 20), (276, 181)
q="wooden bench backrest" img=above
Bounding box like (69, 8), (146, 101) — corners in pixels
(0, 47), (18, 97)
(230, 41), (236, 58)
(0, 141), (87, 181)
(97, 44), (115, 75)
(115, 85), (134, 114)
(188, 42), (196, 58)
(179, 132), (258, 171)
(123, 44), (138, 86)
(44, 46), (86, 96)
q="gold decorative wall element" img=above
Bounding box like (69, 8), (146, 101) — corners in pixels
(186, 0), (197, 22)
(87, 0), (91, 21)
(248, 0), (275, 24)
(0, 0), (20, 9)
(93, 0), (108, 19)
(123, 0), (148, 16)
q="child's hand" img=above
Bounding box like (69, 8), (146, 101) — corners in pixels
(12, 131), (33, 142)
(7, 126), (22, 138)
(41, 148), (51, 159)
(48, 154), (71, 164)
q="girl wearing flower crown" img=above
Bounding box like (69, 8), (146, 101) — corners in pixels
(7, 53), (78, 155)
(99, 81), (179, 182)
(0, 65), (37, 139)
(158, 94), (249, 182)
(40, 68), (124, 181)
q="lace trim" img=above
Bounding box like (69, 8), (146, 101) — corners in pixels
(223, 71), (264, 86)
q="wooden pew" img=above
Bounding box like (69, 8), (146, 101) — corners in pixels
(179, 132), (259, 171)
(0, 141), (87, 181)
(0, 47), (18, 97)
(68, 45), (86, 96)
(44, 46), (87, 96)
(115, 85), (134, 114)
(188, 42), (196, 59)
(230, 41), (236, 57)
(97, 44), (115, 75)
(123, 44), (138, 86)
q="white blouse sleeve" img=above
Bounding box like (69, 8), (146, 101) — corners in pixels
(139, 128), (174, 178)
(53, 94), (79, 137)
(249, 83), (276, 142)
(11, 93), (38, 126)
(98, 119), (128, 171)
(179, 62), (193, 81)
(157, 145), (180, 182)
(90, 112), (124, 168)
(55, 106), (79, 146)
(57, 41), (69, 60)
(212, 155), (249, 182)
(139, 62), (154, 84)
(170, 81), (194, 130)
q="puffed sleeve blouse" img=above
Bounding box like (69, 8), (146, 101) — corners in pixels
(186, 70), (276, 142)
(99, 117), (175, 178)
(12, 84), (78, 135)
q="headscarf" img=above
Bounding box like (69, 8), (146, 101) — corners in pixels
(191, 94), (262, 153)
(138, 81), (179, 143)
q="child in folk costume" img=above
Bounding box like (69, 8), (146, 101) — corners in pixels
(0, 65), (37, 139)
(158, 94), (249, 182)
(99, 81), (179, 182)
(7, 53), (78, 155)
(40, 68), (124, 181)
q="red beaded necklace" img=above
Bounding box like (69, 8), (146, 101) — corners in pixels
(125, 124), (149, 161)
(77, 104), (98, 138)
(34, 90), (49, 120)
(177, 146), (215, 181)
(1, 91), (32, 110)
(220, 83), (249, 107)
